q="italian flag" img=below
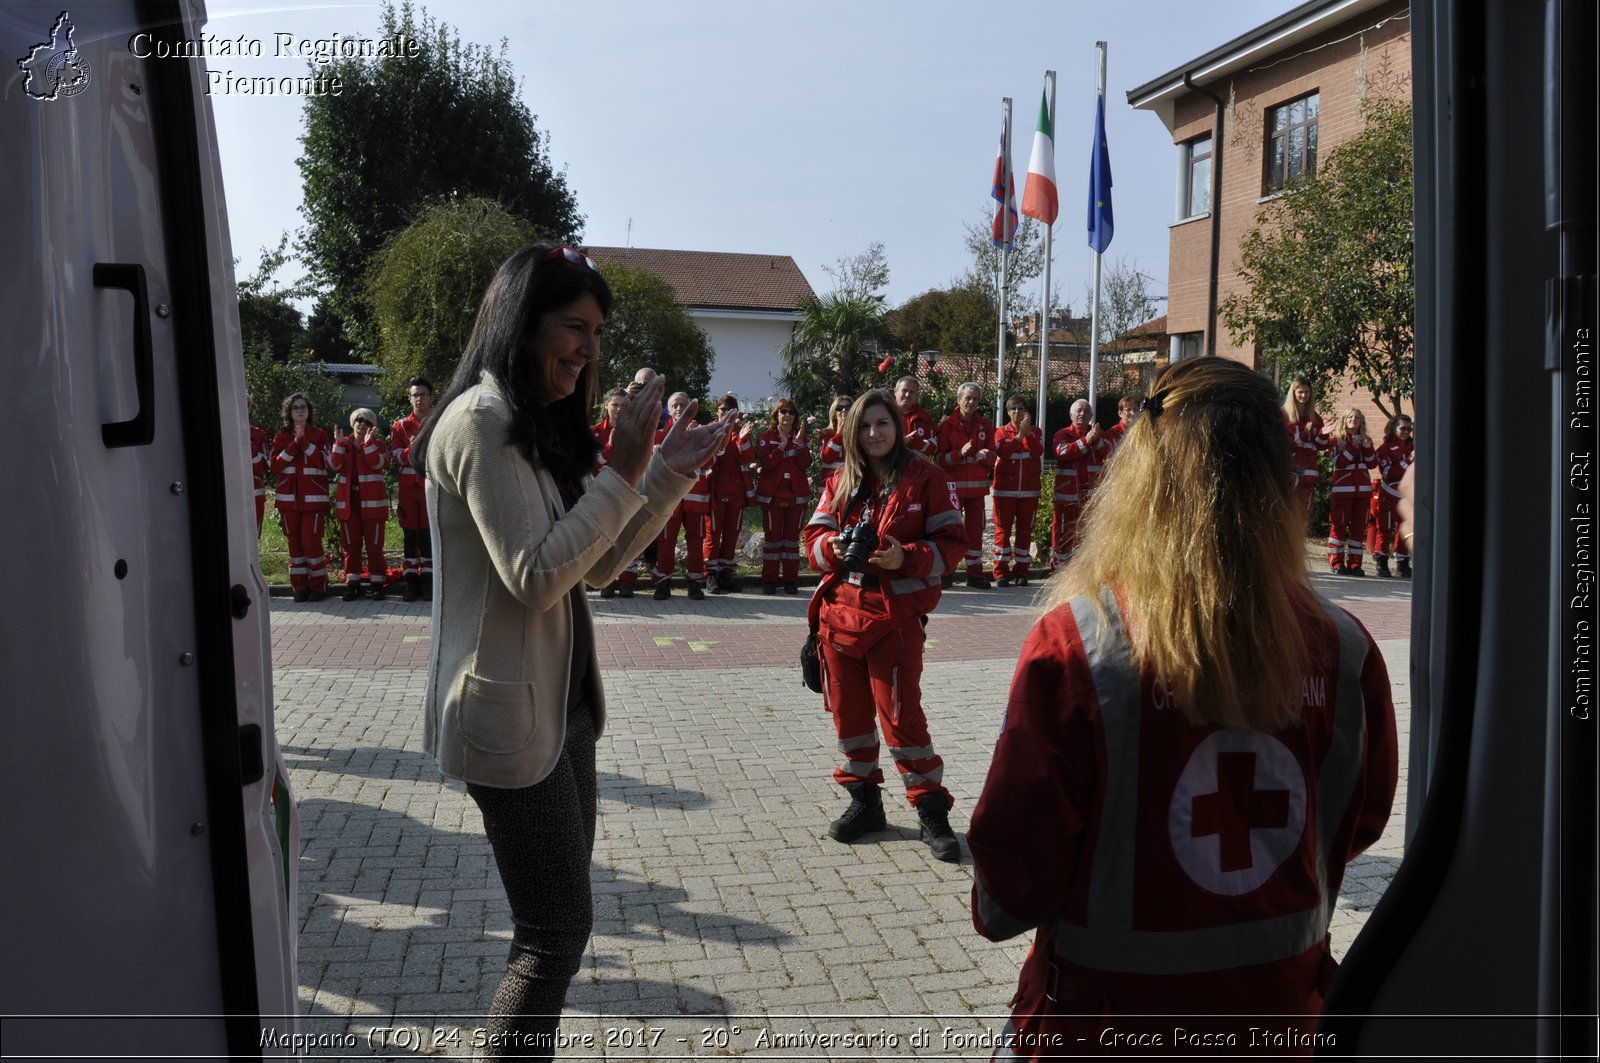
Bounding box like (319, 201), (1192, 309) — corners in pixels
(1021, 88), (1059, 225)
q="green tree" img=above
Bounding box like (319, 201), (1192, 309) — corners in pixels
(888, 282), (997, 357)
(961, 208), (1049, 317)
(367, 197), (538, 400)
(236, 235), (307, 363)
(297, 0), (581, 355)
(1220, 97), (1414, 418)
(244, 351), (347, 434)
(777, 292), (889, 414)
(598, 264), (715, 403)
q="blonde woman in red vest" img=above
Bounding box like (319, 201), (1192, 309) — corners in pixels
(1283, 375), (1330, 531)
(816, 394), (851, 480)
(331, 407), (390, 600)
(1327, 408), (1377, 574)
(270, 392), (332, 601)
(936, 382), (996, 587)
(1369, 414), (1415, 578)
(969, 357), (1396, 1056)
(990, 396), (1044, 586)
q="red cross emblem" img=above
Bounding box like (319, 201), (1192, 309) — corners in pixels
(1169, 732), (1307, 896)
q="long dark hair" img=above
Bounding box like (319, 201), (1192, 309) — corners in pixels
(411, 244), (611, 485)
(828, 389), (915, 515)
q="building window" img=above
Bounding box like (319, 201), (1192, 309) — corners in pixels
(1181, 135), (1212, 218)
(1265, 92), (1319, 192)
(1172, 332), (1204, 361)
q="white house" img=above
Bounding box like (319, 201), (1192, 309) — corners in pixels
(584, 246), (815, 404)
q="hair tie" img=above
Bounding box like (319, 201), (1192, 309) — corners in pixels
(1140, 394), (1164, 417)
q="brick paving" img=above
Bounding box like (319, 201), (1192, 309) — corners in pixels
(274, 565), (1413, 1059)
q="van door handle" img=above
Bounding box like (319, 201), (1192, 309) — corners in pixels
(95, 263), (155, 448)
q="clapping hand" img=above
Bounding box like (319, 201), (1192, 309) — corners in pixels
(607, 375), (667, 487)
(658, 402), (737, 475)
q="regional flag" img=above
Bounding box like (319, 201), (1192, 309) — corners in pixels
(1087, 92), (1114, 253)
(1021, 88), (1059, 225)
(991, 132), (1019, 249)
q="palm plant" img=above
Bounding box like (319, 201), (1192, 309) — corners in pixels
(777, 292), (889, 413)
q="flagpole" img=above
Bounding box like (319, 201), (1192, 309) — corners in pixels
(996, 97), (1013, 428)
(1088, 43), (1107, 414)
(1037, 70), (1056, 450)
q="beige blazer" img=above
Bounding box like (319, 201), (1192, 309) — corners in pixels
(420, 374), (695, 787)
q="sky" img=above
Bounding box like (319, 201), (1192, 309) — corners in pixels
(205, 0), (1292, 314)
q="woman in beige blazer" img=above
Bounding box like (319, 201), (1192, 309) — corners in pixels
(411, 244), (735, 1062)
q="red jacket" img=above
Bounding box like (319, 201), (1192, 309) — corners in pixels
(969, 590), (1396, 1052)
(936, 411), (997, 499)
(755, 430), (811, 504)
(656, 420), (716, 513)
(390, 412), (429, 529)
(992, 423), (1044, 497)
(250, 424), (269, 501)
(705, 430), (756, 501)
(901, 404), (938, 458)
(591, 418), (614, 472)
(329, 433), (389, 521)
(803, 459), (967, 625)
(270, 427), (332, 513)
(1330, 433), (1377, 494)
(1287, 415), (1330, 487)
(817, 428), (845, 477)
(1051, 424), (1111, 504)
(1374, 439), (1414, 500)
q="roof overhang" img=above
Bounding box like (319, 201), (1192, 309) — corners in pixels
(1126, 0), (1397, 133)
(690, 307), (803, 322)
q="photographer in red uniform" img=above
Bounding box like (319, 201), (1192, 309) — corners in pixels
(804, 390), (968, 862)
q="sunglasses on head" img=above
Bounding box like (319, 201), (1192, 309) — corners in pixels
(544, 245), (600, 272)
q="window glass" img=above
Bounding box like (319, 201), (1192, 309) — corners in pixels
(1184, 135), (1212, 218)
(1266, 91), (1320, 191)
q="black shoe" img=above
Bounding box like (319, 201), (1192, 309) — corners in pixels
(601, 583), (616, 599)
(687, 581), (705, 601)
(619, 584), (634, 598)
(371, 583), (386, 601)
(828, 784), (887, 843)
(763, 582), (777, 595)
(654, 582), (671, 600)
(402, 575), (420, 602)
(1332, 565), (1347, 576)
(996, 576), (1012, 587)
(916, 793), (961, 863)
(782, 581), (798, 595)
(1015, 574), (1029, 586)
(421, 574), (433, 601)
(341, 583), (361, 602)
(1397, 558), (1412, 579)
(939, 575), (955, 589)
(293, 588), (310, 603)
(968, 575), (991, 589)
(716, 569), (738, 593)
(1346, 564), (1365, 577)
(1375, 557), (1392, 578)
(307, 589), (326, 603)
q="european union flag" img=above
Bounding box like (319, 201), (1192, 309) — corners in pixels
(1088, 93), (1114, 254)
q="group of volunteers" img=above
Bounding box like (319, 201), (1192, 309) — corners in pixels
(278, 240), (1407, 1063)
(250, 377), (437, 603)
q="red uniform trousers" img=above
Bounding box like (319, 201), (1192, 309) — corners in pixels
(255, 494), (266, 537)
(1050, 500), (1082, 569)
(760, 499), (804, 583)
(653, 506), (707, 584)
(1327, 487), (1373, 569)
(818, 589), (947, 808)
(1369, 490), (1408, 561)
(339, 513), (387, 584)
(991, 496), (1039, 580)
(957, 495), (986, 577)
(702, 494), (745, 578)
(280, 510), (328, 593)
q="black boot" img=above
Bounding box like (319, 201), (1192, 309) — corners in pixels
(687, 580), (706, 601)
(1397, 557), (1412, 579)
(828, 783), (887, 842)
(341, 582), (362, 602)
(1375, 556), (1392, 578)
(402, 573), (420, 602)
(916, 793), (961, 863)
(371, 581), (386, 601)
(717, 569), (738, 593)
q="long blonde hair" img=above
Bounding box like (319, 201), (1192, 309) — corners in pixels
(828, 390), (914, 514)
(1282, 375), (1316, 424)
(1047, 357), (1312, 731)
(1333, 407), (1367, 444)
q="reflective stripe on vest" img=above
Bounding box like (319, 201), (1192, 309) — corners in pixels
(1048, 589), (1367, 975)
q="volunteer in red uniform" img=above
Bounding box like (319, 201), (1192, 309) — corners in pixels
(804, 389), (969, 862)
(969, 357), (1397, 1056)
(755, 400), (811, 594)
(893, 375), (937, 458)
(271, 392), (332, 602)
(1049, 399), (1110, 570)
(1369, 414), (1415, 578)
(651, 392), (713, 600)
(816, 395), (851, 479)
(593, 388), (637, 599)
(331, 407), (390, 600)
(1283, 375), (1330, 530)
(1327, 408), (1377, 575)
(391, 376), (434, 602)
(250, 421), (269, 536)
(702, 394), (756, 594)
(936, 382), (996, 587)
(991, 396), (1043, 587)
(1102, 395), (1138, 452)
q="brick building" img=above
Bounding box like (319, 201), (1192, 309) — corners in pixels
(1128, 0), (1411, 428)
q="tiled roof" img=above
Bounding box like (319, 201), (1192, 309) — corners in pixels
(583, 246), (816, 313)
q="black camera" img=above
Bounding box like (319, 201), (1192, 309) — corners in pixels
(837, 522), (879, 572)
